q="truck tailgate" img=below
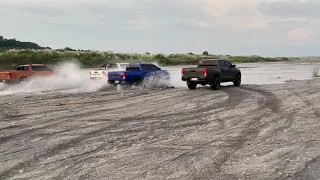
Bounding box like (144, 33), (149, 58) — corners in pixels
(183, 68), (206, 77)
(90, 70), (106, 78)
(108, 71), (124, 80)
(0, 72), (11, 81)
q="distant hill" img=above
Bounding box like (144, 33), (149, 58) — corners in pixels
(0, 35), (50, 51)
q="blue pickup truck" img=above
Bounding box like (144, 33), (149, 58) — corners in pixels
(107, 63), (170, 86)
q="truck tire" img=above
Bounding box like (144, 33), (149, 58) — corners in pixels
(19, 77), (28, 83)
(133, 79), (142, 86)
(211, 76), (220, 90)
(233, 74), (241, 86)
(187, 82), (197, 90)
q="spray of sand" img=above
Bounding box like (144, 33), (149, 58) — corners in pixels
(154, 62), (188, 88)
(0, 61), (190, 96)
(125, 61), (186, 89)
(0, 61), (110, 96)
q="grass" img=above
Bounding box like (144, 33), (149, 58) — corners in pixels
(312, 67), (319, 77)
(0, 49), (300, 69)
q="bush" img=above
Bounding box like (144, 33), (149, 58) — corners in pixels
(312, 67), (319, 77)
(0, 49), (295, 68)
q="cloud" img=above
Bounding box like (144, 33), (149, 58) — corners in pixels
(259, 0), (320, 19)
(287, 28), (314, 41)
(191, 0), (268, 30)
(0, 0), (319, 56)
(1, 0), (271, 30)
(259, 0), (320, 27)
(1, 0), (319, 31)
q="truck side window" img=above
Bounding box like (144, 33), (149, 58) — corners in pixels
(32, 66), (53, 71)
(224, 61), (232, 67)
(218, 61), (226, 67)
(141, 64), (160, 70)
(16, 66), (23, 71)
(24, 66), (29, 71)
(140, 64), (150, 70)
(150, 65), (160, 70)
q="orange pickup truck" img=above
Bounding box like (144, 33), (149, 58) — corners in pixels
(0, 64), (55, 84)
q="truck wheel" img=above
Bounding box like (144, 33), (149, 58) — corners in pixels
(233, 74), (241, 86)
(211, 77), (220, 90)
(19, 77), (28, 83)
(187, 82), (197, 90)
(133, 79), (142, 86)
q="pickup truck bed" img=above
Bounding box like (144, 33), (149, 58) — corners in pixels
(181, 59), (241, 90)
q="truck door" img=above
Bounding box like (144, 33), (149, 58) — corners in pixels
(218, 60), (229, 82)
(14, 66), (25, 80)
(30, 65), (54, 77)
(223, 60), (237, 80)
(23, 65), (32, 77)
(140, 64), (160, 78)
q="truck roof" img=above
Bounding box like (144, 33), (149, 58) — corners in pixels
(127, 63), (156, 67)
(19, 64), (46, 66)
(128, 62), (153, 65)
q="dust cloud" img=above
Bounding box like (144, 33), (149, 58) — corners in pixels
(155, 63), (186, 88)
(0, 61), (110, 96)
(0, 61), (183, 96)
(0, 83), (8, 91)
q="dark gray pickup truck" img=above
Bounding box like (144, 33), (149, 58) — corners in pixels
(181, 59), (241, 90)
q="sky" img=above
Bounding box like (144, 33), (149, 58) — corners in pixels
(0, 0), (319, 57)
